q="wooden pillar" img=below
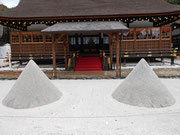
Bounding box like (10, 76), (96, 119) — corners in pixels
(67, 34), (69, 54)
(170, 26), (172, 47)
(52, 34), (57, 78)
(120, 33), (122, 78)
(116, 32), (120, 77)
(63, 36), (68, 69)
(110, 39), (113, 64)
(160, 27), (162, 49)
(108, 34), (113, 64)
(10, 32), (12, 45)
(43, 34), (46, 52)
(19, 32), (22, 53)
(134, 28), (136, 49)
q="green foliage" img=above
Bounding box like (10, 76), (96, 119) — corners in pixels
(0, 4), (10, 45)
(167, 0), (180, 4)
(0, 4), (8, 11)
(0, 27), (12, 46)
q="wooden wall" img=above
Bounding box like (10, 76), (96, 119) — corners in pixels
(10, 31), (69, 60)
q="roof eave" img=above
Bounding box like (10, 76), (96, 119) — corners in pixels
(1, 10), (180, 20)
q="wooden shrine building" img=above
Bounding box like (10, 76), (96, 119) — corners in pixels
(0, 0), (180, 77)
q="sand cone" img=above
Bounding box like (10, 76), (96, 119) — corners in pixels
(3, 60), (62, 109)
(112, 59), (175, 108)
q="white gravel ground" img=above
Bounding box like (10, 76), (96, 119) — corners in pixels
(0, 79), (180, 135)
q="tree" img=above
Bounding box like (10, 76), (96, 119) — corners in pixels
(0, 4), (10, 45)
(167, 0), (180, 4)
(0, 4), (8, 11)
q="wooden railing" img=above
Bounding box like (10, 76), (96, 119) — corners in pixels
(10, 31), (69, 60)
(111, 27), (172, 51)
(103, 47), (177, 68)
(10, 27), (172, 61)
(104, 48), (177, 62)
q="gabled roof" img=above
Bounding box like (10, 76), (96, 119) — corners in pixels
(41, 21), (128, 33)
(1, 0), (180, 18)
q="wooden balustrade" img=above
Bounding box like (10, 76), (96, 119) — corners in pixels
(10, 27), (172, 61)
(10, 31), (69, 60)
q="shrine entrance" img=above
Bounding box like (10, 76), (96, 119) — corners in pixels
(42, 21), (129, 77)
(69, 33), (109, 57)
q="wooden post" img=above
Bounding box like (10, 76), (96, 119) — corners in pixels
(119, 33), (122, 78)
(19, 32), (22, 53)
(134, 28), (136, 49)
(108, 33), (113, 64)
(52, 34), (57, 78)
(9, 32), (12, 45)
(116, 32), (120, 77)
(160, 27), (162, 49)
(170, 26), (172, 48)
(63, 35), (68, 69)
(43, 34), (46, 52)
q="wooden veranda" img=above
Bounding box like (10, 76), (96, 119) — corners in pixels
(9, 25), (177, 78)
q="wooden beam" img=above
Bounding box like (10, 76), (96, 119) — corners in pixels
(116, 32), (120, 77)
(52, 34), (57, 78)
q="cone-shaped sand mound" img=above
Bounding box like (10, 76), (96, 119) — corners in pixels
(3, 60), (62, 109)
(112, 59), (175, 108)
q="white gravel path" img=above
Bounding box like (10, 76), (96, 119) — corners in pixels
(0, 79), (180, 134)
